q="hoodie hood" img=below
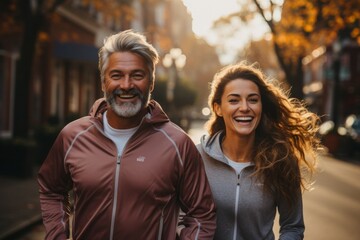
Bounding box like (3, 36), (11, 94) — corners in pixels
(89, 98), (108, 117)
(200, 131), (228, 164)
(200, 130), (256, 168)
(89, 98), (169, 125)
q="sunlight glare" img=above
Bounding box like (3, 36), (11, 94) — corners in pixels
(182, 0), (239, 37)
(182, 0), (270, 64)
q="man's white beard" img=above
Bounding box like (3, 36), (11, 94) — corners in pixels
(105, 88), (150, 118)
(110, 99), (142, 117)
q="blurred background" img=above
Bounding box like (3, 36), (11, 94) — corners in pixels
(0, 0), (359, 239)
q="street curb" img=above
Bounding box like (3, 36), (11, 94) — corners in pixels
(0, 214), (42, 240)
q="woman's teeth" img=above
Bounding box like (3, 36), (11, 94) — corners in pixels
(235, 116), (253, 122)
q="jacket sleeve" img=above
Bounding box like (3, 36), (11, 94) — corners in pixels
(277, 190), (305, 240)
(177, 139), (216, 240)
(38, 129), (72, 240)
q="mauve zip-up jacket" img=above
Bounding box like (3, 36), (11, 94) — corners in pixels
(198, 131), (304, 240)
(38, 98), (216, 240)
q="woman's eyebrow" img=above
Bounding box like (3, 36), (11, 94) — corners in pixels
(226, 93), (260, 98)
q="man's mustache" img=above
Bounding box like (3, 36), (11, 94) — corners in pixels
(113, 88), (142, 96)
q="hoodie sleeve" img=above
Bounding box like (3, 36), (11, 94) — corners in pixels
(277, 190), (305, 240)
(38, 128), (72, 240)
(177, 138), (216, 239)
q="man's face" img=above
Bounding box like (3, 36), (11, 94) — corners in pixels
(102, 51), (153, 118)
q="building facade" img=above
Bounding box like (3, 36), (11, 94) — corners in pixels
(302, 41), (360, 125)
(0, 0), (194, 139)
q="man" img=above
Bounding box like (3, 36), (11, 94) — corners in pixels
(38, 29), (216, 239)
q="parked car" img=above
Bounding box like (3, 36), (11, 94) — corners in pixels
(319, 115), (360, 158)
(344, 114), (360, 152)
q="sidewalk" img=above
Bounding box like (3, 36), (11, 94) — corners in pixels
(0, 170), (42, 240)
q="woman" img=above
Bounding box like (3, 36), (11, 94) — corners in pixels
(198, 62), (321, 240)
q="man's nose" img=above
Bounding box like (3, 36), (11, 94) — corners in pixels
(120, 76), (133, 89)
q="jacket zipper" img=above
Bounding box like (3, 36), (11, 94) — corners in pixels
(157, 210), (164, 240)
(233, 173), (241, 240)
(109, 154), (121, 240)
(91, 114), (148, 239)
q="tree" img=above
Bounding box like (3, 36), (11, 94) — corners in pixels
(180, 35), (222, 108)
(152, 77), (196, 109)
(239, 39), (283, 80)
(214, 0), (360, 99)
(7, 0), (65, 138)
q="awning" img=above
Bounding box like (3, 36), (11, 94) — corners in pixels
(53, 41), (98, 63)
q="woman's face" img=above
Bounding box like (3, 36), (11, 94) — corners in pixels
(214, 78), (262, 138)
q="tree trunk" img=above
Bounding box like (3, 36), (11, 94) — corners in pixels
(272, 41), (304, 99)
(294, 56), (304, 100)
(13, 1), (43, 138)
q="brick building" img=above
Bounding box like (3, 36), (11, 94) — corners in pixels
(0, 0), (193, 139)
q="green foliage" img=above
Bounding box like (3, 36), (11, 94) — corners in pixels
(152, 78), (168, 107)
(152, 76), (197, 110)
(174, 78), (197, 109)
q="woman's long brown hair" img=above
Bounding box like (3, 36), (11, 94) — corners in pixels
(206, 61), (321, 206)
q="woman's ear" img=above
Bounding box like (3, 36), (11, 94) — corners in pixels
(214, 103), (222, 117)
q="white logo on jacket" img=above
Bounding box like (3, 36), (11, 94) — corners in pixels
(136, 156), (145, 162)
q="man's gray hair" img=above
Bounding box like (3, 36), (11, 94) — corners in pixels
(98, 29), (159, 83)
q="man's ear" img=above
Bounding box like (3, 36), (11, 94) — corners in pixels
(149, 80), (155, 93)
(101, 80), (105, 93)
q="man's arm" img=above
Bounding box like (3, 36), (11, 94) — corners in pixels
(177, 141), (216, 239)
(38, 131), (72, 240)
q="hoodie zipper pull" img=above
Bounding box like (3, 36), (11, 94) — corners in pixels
(237, 174), (241, 185)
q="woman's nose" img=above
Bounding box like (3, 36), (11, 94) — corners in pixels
(239, 101), (249, 111)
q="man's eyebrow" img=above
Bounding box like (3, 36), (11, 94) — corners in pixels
(109, 69), (121, 74)
(132, 69), (147, 73)
(109, 69), (146, 73)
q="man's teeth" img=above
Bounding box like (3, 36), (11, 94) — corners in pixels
(119, 94), (135, 99)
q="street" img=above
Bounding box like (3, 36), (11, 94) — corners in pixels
(11, 120), (360, 240)
(301, 155), (360, 239)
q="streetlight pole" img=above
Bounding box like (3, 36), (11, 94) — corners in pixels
(162, 48), (186, 116)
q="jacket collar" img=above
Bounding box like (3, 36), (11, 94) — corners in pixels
(201, 131), (255, 167)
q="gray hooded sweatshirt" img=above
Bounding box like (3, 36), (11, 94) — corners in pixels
(197, 131), (304, 240)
